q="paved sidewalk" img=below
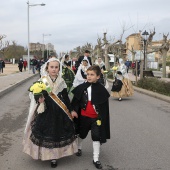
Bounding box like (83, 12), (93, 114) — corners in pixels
(0, 72), (38, 97)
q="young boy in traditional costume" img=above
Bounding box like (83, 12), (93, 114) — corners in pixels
(71, 65), (110, 169)
(23, 57), (77, 168)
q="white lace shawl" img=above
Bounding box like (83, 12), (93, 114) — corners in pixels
(73, 64), (90, 87)
(94, 60), (105, 69)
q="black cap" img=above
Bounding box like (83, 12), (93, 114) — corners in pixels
(84, 50), (90, 53)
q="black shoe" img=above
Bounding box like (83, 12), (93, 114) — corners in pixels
(93, 160), (102, 169)
(51, 159), (57, 168)
(76, 149), (82, 156)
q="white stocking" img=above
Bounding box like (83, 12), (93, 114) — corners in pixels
(93, 141), (100, 162)
(77, 137), (83, 150)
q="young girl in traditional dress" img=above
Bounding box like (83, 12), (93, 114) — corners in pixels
(111, 58), (134, 101)
(23, 57), (77, 168)
(72, 59), (90, 87)
(94, 57), (109, 88)
(71, 65), (110, 169)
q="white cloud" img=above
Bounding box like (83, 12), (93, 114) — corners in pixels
(1, 0), (170, 54)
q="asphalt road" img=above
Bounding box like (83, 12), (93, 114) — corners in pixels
(0, 78), (170, 170)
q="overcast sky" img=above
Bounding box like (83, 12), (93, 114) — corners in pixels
(1, 0), (170, 54)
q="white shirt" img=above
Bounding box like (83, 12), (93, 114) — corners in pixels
(87, 86), (92, 101)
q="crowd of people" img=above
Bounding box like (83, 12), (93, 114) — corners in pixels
(22, 50), (134, 169)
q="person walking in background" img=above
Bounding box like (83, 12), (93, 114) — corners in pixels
(23, 59), (27, 71)
(125, 59), (131, 73)
(37, 58), (45, 77)
(62, 54), (71, 67)
(18, 58), (23, 72)
(61, 54), (75, 93)
(73, 59), (90, 87)
(0, 59), (2, 74)
(94, 57), (108, 87)
(131, 61), (136, 75)
(71, 65), (110, 169)
(31, 56), (38, 74)
(23, 58), (77, 168)
(0, 58), (5, 73)
(78, 50), (92, 66)
(111, 58), (134, 101)
(71, 57), (79, 74)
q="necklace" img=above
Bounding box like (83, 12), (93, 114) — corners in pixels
(50, 76), (57, 83)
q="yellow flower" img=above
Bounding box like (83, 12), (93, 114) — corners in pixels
(96, 120), (101, 126)
(112, 66), (118, 71)
(103, 70), (108, 74)
(30, 81), (46, 94)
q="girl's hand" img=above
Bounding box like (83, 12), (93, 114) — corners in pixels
(39, 96), (45, 103)
(71, 111), (78, 118)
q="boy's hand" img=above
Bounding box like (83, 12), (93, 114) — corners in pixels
(71, 111), (78, 118)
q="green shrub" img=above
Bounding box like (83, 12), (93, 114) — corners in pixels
(159, 63), (162, 68)
(137, 77), (170, 96)
(158, 62), (170, 68)
(167, 61), (170, 66)
(168, 73), (170, 78)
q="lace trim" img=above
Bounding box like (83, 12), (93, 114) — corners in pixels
(30, 133), (76, 149)
(40, 76), (67, 95)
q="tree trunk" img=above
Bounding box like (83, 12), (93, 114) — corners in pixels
(97, 48), (100, 58)
(162, 50), (167, 78)
(104, 44), (110, 70)
(132, 53), (135, 62)
(140, 60), (144, 79)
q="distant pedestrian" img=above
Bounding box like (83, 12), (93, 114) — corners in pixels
(61, 55), (75, 93)
(23, 59), (27, 71)
(73, 59), (90, 87)
(0, 58), (5, 73)
(18, 59), (24, 72)
(125, 59), (131, 73)
(62, 54), (71, 67)
(111, 58), (134, 101)
(131, 61), (136, 75)
(31, 56), (38, 74)
(78, 50), (92, 66)
(94, 57), (108, 87)
(37, 58), (45, 77)
(71, 57), (79, 74)
(0, 59), (2, 74)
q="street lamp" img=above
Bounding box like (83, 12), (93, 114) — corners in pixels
(42, 34), (51, 60)
(27, 1), (45, 73)
(142, 30), (149, 70)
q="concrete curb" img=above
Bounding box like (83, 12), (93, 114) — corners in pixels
(0, 74), (38, 98)
(107, 79), (170, 103)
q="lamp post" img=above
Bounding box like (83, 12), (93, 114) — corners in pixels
(42, 34), (51, 60)
(142, 30), (149, 70)
(27, 1), (45, 73)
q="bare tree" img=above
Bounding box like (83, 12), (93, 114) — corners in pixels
(147, 27), (156, 45)
(159, 33), (169, 77)
(0, 35), (10, 58)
